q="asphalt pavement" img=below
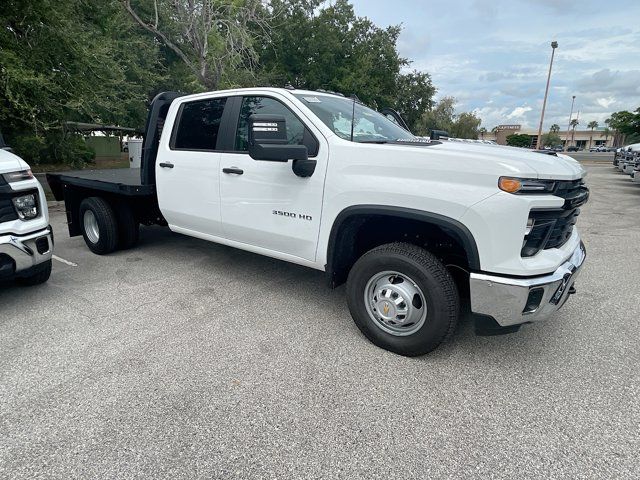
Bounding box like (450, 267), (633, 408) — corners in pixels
(1, 164), (639, 479)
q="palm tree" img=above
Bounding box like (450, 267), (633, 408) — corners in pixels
(550, 124), (560, 133)
(587, 120), (598, 149)
(479, 127), (487, 139)
(601, 127), (611, 146)
(570, 119), (579, 147)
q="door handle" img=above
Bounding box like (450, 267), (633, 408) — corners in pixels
(223, 167), (244, 175)
(159, 162), (174, 168)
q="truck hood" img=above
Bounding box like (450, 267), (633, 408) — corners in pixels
(427, 141), (585, 180)
(0, 148), (29, 175)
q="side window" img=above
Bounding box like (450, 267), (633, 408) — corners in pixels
(173, 98), (227, 150)
(235, 96), (318, 156)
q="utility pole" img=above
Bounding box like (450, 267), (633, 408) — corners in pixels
(564, 95), (576, 151)
(536, 41), (558, 150)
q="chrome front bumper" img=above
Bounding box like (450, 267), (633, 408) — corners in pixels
(0, 227), (53, 274)
(469, 242), (586, 327)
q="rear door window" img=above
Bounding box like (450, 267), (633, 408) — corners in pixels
(172, 98), (227, 151)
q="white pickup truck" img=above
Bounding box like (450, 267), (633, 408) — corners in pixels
(47, 88), (588, 356)
(0, 149), (53, 285)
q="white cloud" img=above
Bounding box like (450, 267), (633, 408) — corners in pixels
(507, 106), (533, 119)
(596, 97), (616, 108)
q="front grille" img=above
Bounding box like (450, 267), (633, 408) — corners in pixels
(0, 196), (17, 223)
(522, 179), (588, 257)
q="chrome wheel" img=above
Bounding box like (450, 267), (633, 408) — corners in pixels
(83, 210), (100, 244)
(364, 271), (427, 336)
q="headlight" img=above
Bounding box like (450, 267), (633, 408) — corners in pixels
(12, 193), (39, 220)
(498, 176), (556, 194)
(3, 169), (34, 183)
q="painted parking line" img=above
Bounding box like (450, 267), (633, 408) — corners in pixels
(52, 255), (78, 267)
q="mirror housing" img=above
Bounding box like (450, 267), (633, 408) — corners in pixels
(248, 114), (316, 178)
(248, 114), (308, 162)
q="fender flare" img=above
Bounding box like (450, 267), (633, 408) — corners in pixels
(326, 205), (481, 282)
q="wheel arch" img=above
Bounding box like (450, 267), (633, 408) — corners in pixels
(325, 205), (480, 287)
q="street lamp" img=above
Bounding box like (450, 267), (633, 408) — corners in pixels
(536, 41), (558, 150)
(565, 95), (576, 151)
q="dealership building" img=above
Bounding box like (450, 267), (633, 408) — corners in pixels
(482, 124), (614, 149)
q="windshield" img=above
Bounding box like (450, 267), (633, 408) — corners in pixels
(293, 93), (416, 143)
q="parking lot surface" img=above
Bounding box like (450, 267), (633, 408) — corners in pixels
(1, 164), (639, 479)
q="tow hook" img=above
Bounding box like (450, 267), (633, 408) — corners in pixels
(568, 285), (576, 295)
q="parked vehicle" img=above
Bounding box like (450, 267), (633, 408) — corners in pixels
(47, 88), (588, 356)
(0, 149), (53, 285)
(567, 146), (580, 152)
(589, 145), (607, 152)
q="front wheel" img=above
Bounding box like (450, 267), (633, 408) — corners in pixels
(346, 242), (459, 356)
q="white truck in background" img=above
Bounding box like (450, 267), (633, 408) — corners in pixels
(48, 88), (589, 356)
(0, 148), (53, 285)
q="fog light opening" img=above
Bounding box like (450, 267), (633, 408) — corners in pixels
(523, 287), (544, 314)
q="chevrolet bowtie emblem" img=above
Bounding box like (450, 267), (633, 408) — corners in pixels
(383, 302), (390, 315)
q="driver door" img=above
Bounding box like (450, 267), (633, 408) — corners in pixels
(219, 95), (328, 262)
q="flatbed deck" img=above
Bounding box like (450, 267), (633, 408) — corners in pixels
(47, 168), (155, 200)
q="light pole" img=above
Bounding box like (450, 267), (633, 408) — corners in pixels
(565, 95), (576, 151)
(536, 41), (558, 150)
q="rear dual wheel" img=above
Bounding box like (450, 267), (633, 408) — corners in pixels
(79, 197), (139, 254)
(346, 242), (460, 357)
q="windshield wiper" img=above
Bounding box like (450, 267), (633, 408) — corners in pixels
(357, 140), (390, 144)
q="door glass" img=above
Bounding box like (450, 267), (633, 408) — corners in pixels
(235, 96), (306, 151)
(174, 98), (227, 150)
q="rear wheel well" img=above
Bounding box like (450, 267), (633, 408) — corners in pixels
(327, 209), (479, 293)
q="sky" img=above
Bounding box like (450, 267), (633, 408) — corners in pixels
(349, 0), (640, 130)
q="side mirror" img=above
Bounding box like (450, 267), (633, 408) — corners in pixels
(248, 114), (316, 178)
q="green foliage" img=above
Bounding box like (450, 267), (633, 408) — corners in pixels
(541, 132), (561, 147)
(0, 0), (165, 165)
(261, 1), (409, 104)
(450, 112), (481, 139)
(506, 133), (532, 148)
(0, 0), (474, 166)
(416, 97), (480, 138)
(11, 132), (94, 167)
(607, 109), (640, 136)
(394, 71), (436, 133)
(550, 124), (560, 133)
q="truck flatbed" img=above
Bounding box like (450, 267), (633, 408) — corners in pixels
(47, 168), (155, 200)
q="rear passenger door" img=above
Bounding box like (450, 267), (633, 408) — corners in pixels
(156, 96), (228, 237)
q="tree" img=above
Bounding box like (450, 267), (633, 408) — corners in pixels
(450, 112), (481, 139)
(506, 133), (531, 148)
(260, 0), (410, 110)
(0, 0), (164, 165)
(607, 109), (640, 146)
(587, 120), (598, 148)
(541, 132), (561, 147)
(393, 70), (435, 133)
(417, 97), (455, 134)
(569, 118), (579, 146)
(479, 127), (487, 139)
(416, 97), (481, 138)
(123, 0), (270, 90)
(550, 124), (560, 133)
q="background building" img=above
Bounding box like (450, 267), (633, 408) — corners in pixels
(481, 124), (615, 149)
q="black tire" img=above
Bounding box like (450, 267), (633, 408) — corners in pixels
(17, 259), (52, 286)
(346, 242), (459, 356)
(79, 197), (119, 255)
(115, 203), (139, 250)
